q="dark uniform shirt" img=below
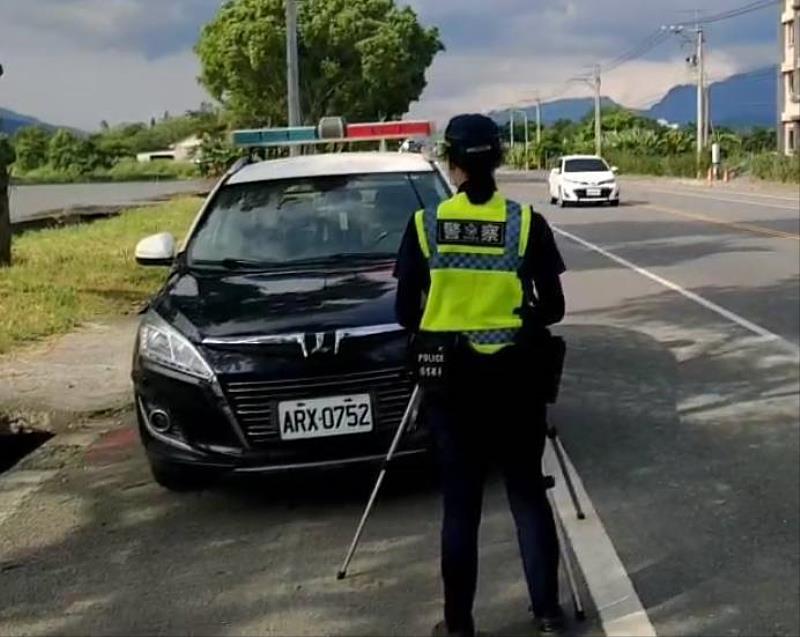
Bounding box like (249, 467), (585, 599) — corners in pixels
(394, 201), (567, 332)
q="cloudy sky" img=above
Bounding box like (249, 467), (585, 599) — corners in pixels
(0, 0), (781, 130)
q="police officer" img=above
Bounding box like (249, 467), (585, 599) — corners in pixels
(395, 114), (567, 636)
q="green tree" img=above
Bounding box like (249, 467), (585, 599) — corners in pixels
(198, 132), (243, 177)
(195, 0), (443, 127)
(48, 129), (83, 172)
(13, 126), (51, 171)
(742, 127), (776, 153)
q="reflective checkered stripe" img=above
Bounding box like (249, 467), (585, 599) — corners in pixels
(463, 328), (520, 346)
(417, 195), (529, 353)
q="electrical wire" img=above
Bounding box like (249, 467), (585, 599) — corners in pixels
(675, 0), (781, 26)
(603, 29), (672, 74)
(496, 0), (780, 114)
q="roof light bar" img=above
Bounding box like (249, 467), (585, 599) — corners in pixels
(346, 121), (432, 140)
(231, 118), (434, 148)
(232, 126), (317, 147)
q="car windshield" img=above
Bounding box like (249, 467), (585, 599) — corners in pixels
(564, 159), (609, 172)
(187, 172), (448, 268)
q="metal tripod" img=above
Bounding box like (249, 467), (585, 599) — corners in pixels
(336, 386), (586, 622)
(545, 419), (586, 620)
(337, 384), (422, 580)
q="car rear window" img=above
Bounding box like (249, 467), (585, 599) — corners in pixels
(564, 159), (608, 172)
(187, 172), (448, 267)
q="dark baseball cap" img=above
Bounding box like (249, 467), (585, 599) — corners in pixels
(444, 114), (501, 155)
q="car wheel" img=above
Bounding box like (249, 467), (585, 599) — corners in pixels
(148, 458), (215, 492)
(558, 189), (569, 208)
(610, 200), (620, 207)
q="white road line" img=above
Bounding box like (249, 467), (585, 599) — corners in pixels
(545, 445), (656, 637)
(552, 226), (800, 357)
(624, 185), (800, 211)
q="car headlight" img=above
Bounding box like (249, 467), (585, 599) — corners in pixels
(139, 313), (213, 380)
(598, 179), (616, 185)
(563, 178), (586, 186)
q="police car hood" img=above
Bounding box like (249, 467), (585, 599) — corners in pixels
(155, 263), (398, 341)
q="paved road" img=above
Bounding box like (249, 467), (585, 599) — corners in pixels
(0, 176), (798, 636)
(8, 180), (209, 223)
(501, 175), (800, 636)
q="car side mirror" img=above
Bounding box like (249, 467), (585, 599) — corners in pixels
(611, 166), (619, 174)
(136, 232), (176, 266)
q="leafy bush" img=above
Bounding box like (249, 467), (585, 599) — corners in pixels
(12, 159), (200, 185)
(13, 127), (50, 171)
(198, 133), (243, 177)
(104, 159), (200, 181)
(749, 153), (800, 183)
(603, 150), (711, 178)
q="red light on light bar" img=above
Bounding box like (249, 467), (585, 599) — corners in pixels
(346, 121), (433, 139)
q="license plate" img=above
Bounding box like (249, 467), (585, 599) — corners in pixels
(278, 394), (373, 440)
(587, 188), (602, 197)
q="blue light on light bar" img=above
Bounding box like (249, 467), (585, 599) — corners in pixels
(232, 126), (318, 147)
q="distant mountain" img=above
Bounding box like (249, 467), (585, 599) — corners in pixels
(642, 67), (777, 128)
(490, 66), (777, 130)
(491, 97), (622, 126)
(0, 107), (61, 135)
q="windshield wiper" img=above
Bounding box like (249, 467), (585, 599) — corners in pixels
(288, 252), (397, 266)
(192, 258), (281, 271)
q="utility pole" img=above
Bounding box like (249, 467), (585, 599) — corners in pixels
(593, 65), (602, 156)
(510, 110), (515, 148)
(695, 24), (705, 164)
(535, 96), (542, 145)
(0, 60), (11, 267)
(285, 0), (302, 157)
(513, 110), (530, 169)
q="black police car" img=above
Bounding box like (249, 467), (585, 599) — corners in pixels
(132, 152), (450, 490)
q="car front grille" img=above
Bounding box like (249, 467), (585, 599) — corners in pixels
(222, 367), (414, 446)
(575, 187), (612, 198)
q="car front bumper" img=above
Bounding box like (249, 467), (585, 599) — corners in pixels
(562, 184), (620, 202)
(133, 360), (428, 475)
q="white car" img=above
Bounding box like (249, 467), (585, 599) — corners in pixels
(548, 155), (620, 207)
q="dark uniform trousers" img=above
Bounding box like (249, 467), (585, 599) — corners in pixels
(425, 352), (560, 632)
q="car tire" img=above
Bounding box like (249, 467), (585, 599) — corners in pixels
(610, 200), (620, 207)
(148, 458), (215, 492)
(558, 190), (569, 208)
(549, 194), (558, 205)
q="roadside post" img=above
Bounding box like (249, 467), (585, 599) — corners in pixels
(711, 142), (721, 182)
(0, 137), (14, 267)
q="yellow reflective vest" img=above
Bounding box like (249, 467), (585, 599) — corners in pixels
(414, 192), (532, 354)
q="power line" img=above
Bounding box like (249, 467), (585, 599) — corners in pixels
(675, 0), (781, 26)
(603, 29), (672, 74)
(498, 0), (780, 113)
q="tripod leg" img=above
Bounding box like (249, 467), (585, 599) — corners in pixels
(548, 428), (586, 520)
(337, 385), (421, 580)
(551, 493), (586, 621)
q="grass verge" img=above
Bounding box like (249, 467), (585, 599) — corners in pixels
(0, 196), (201, 355)
(12, 160), (201, 185)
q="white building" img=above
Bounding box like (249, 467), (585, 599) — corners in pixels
(136, 135), (202, 163)
(779, 0), (800, 154)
